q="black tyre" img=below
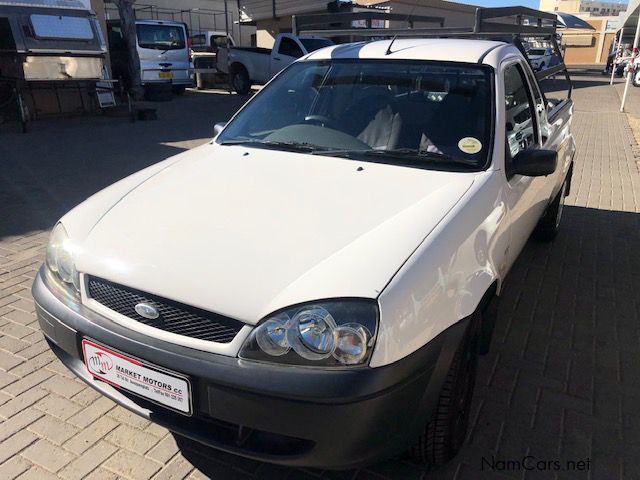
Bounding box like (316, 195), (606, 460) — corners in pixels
(409, 320), (478, 465)
(230, 67), (251, 94)
(172, 85), (186, 95)
(533, 180), (567, 242)
(633, 70), (640, 87)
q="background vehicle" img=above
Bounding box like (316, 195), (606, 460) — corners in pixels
(526, 47), (553, 71)
(0, 0), (107, 128)
(107, 19), (193, 96)
(190, 31), (234, 89)
(631, 62), (640, 87)
(191, 30), (235, 54)
(217, 33), (333, 93)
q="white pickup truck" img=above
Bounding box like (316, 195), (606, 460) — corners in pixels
(217, 33), (333, 93)
(34, 8), (575, 470)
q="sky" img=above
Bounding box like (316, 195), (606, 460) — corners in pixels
(463, 0), (539, 7)
(463, 0), (628, 8)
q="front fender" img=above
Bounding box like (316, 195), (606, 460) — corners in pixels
(373, 172), (506, 367)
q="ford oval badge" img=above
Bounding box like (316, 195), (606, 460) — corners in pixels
(135, 302), (160, 320)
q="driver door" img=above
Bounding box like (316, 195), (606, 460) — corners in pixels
(502, 61), (548, 272)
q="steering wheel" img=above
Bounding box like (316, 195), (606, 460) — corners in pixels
(304, 115), (333, 127)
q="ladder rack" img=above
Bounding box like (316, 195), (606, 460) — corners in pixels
(294, 7), (570, 89)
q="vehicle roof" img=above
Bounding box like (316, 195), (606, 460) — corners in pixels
(305, 38), (507, 65)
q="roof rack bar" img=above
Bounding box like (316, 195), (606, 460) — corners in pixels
(294, 6), (572, 100)
(535, 63), (566, 80)
(292, 12), (445, 36)
(475, 6), (556, 26)
(296, 26), (556, 38)
(297, 7), (558, 38)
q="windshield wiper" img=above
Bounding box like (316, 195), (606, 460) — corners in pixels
(315, 148), (477, 169)
(219, 139), (328, 153)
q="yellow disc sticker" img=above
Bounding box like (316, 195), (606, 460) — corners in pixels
(458, 137), (482, 154)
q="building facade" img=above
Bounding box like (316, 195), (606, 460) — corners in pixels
(560, 16), (618, 64)
(539, 0), (627, 16)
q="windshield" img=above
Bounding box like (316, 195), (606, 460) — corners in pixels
(299, 38), (334, 52)
(218, 59), (493, 170)
(137, 24), (185, 50)
(527, 49), (547, 56)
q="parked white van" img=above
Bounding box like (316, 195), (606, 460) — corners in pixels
(107, 19), (194, 94)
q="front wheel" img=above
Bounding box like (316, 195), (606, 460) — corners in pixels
(533, 180), (567, 242)
(408, 320), (478, 465)
(633, 70), (640, 87)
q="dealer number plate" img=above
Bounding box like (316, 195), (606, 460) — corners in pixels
(82, 339), (192, 415)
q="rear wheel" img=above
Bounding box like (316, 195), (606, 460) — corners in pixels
(533, 180), (567, 242)
(409, 319), (478, 465)
(633, 69), (640, 87)
(230, 67), (251, 94)
(172, 85), (186, 95)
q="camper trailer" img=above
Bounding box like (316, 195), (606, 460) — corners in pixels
(0, 0), (106, 81)
(0, 0), (107, 124)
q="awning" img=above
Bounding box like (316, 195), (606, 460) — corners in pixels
(617, 0), (640, 32)
(555, 12), (595, 30)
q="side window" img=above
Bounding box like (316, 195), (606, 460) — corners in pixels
(523, 67), (544, 112)
(278, 37), (303, 58)
(504, 64), (538, 159)
(523, 65), (551, 143)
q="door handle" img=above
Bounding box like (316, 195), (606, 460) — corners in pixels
(273, 57), (281, 61)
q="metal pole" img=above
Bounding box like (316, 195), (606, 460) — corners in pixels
(224, 0), (229, 36)
(621, 18), (640, 112)
(611, 27), (623, 85)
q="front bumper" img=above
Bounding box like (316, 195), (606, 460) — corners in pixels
(33, 267), (466, 468)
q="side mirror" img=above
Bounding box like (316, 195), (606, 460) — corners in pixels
(213, 122), (227, 137)
(511, 149), (557, 177)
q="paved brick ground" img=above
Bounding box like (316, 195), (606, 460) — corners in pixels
(1, 76), (639, 480)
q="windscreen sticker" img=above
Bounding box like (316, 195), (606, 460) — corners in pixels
(458, 137), (482, 154)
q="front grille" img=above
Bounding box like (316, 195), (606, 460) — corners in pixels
(87, 277), (243, 343)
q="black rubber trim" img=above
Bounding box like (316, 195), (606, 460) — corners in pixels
(477, 43), (503, 64)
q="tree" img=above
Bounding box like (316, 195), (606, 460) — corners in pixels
(112, 0), (143, 99)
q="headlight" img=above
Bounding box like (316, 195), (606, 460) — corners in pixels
(46, 223), (80, 293)
(239, 300), (378, 367)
